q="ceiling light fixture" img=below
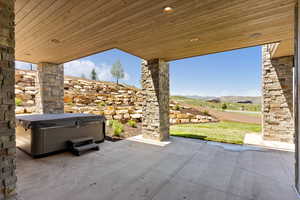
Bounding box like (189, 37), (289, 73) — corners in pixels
(163, 6), (174, 13)
(190, 38), (199, 42)
(50, 39), (61, 44)
(249, 33), (262, 38)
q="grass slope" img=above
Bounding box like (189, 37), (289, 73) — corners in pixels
(170, 121), (261, 144)
(171, 96), (261, 112)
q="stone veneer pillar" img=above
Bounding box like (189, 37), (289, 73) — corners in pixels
(35, 63), (64, 114)
(0, 0), (17, 199)
(262, 45), (294, 143)
(141, 59), (170, 141)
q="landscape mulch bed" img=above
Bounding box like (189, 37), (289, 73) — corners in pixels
(105, 123), (142, 142)
(105, 106), (214, 142)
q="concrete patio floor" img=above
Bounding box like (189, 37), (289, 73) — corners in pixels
(17, 137), (298, 200)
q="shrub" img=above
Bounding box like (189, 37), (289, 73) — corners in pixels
(107, 120), (116, 127)
(241, 105), (245, 111)
(112, 120), (124, 137)
(15, 98), (22, 106)
(67, 102), (74, 106)
(203, 110), (209, 116)
(127, 120), (137, 128)
(222, 103), (227, 111)
(174, 104), (180, 110)
(98, 101), (106, 107)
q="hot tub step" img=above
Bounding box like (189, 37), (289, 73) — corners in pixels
(68, 137), (99, 156)
(69, 137), (94, 147)
(73, 143), (99, 156)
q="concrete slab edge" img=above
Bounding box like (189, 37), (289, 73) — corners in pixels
(126, 135), (171, 147)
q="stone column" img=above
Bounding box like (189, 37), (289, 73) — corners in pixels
(262, 45), (294, 143)
(35, 63), (64, 114)
(141, 59), (170, 141)
(295, 0), (300, 191)
(0, 0), (17, 199)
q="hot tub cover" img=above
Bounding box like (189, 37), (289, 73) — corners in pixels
(16, 113), (106, 130)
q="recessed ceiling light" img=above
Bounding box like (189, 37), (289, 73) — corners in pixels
(190, 38), (199, 42)
(163, 6), (174, 13)
(249, 33), (262, 38)
(50, 39), (61, 44)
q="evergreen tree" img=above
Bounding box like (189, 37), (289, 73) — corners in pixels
(90, 68), (97, 80)
(222, 103), (227, 111)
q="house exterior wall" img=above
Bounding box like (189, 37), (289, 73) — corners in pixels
(0, 0), (17, 199)
(141, 59), (170, 141)
(262, 45), (294, 143)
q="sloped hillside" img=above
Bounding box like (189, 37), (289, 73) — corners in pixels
(15, 69), (217, 124)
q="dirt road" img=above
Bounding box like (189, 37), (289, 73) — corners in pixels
(184, 104), (261, 124)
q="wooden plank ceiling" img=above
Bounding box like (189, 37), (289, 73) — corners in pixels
(15, 0), (295, 64)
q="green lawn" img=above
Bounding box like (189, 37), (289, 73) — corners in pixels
(171, 96), (261, 112)
(170, 121), (261, 144)
(225, 110), (262, 117)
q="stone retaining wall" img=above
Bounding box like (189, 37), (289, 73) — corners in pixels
(14, 70), (216, 124)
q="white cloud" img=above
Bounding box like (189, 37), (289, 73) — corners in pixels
(64, 60), (130, 82)
(15, 59), (130, 83)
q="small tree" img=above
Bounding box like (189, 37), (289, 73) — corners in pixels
(222, 103), (227, 111)
(90, 68), (97, 80)
(111, 60), (124, 84)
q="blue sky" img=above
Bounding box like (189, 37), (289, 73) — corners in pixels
(16, 46), (262, 97)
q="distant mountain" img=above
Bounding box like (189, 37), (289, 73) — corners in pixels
(185, 96), (217, 101)
(220, 96), (261, 104)
(183, 95), (261, 105)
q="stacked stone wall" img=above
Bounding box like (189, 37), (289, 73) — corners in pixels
(0, 0), (17, 199)
(262, 45), (294, 143)
(15, 70), (36, 114)
(141, 59), (170, 141)
(35, 63), (64, 114)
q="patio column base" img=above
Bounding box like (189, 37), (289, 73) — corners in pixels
(36, 63), (64, 114)
(141, 59), (170, 141)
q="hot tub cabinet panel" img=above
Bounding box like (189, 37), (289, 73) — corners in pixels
(16, 114), (105, 157)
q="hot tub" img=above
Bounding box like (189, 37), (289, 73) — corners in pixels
(16, 113), (106, 157)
